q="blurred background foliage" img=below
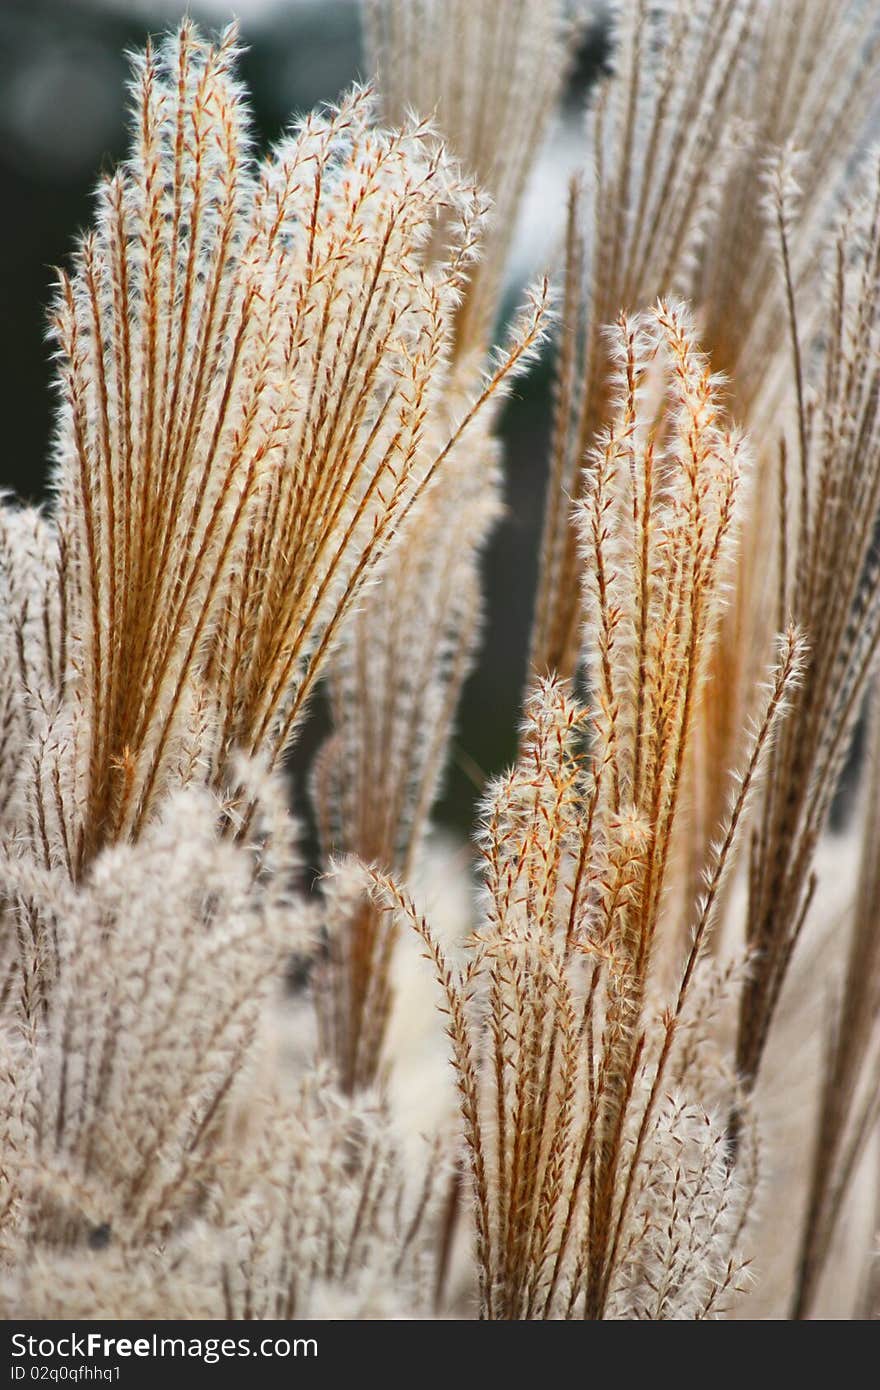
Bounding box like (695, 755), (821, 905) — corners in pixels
(0, 0), (608, 838)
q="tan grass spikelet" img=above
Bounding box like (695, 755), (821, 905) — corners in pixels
(361, 308), (804, 1317)
(212, 1069), (445, 1321)
(49, 22), (269, 869)
(657, 0), (880, 945)
(532, 0), (880, 692)
(735, 148), (880, 1120)
(0, 708), (433, 1320)
(204, 100), (495, 779)
(312, 0), (563, 1096)
(313, 287), (549, 1093)
(577, 302), (746, 961)
(3, 1060), (439, 1320)
(531, 0), (756, 682)
(364, 0), (577, 361)
(0, 776), (302, 1260)
(695, 0), (880, 426)
(43, 19), (531, 876)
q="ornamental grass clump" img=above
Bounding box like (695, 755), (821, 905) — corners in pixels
(1, 1), (880, 1320)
